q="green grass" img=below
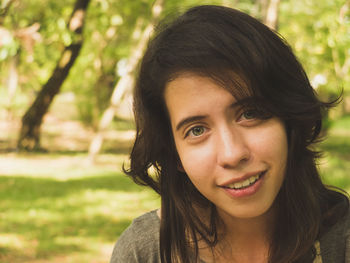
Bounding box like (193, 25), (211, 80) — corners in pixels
(0, 153), (159, 263)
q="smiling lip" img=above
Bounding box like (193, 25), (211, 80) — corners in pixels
(219, 170), (266, 187)
(219, 171), (266, 198)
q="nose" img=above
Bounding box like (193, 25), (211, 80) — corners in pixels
(216, 126), (250, 168)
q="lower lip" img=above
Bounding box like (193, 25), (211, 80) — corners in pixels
(221, 173), (265, 198)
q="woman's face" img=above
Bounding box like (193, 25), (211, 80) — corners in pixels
(164, 73), (287, 221)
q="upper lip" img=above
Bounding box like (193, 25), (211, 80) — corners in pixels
(218, 170), (266, 187)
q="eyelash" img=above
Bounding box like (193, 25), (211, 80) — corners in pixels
(238, 108), (270, 121)
(239, 109), (258, 120)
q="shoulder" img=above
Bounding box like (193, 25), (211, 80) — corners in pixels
(320, 206), (350, 263)
(110, 209), (161, 263)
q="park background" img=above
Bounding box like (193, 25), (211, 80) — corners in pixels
(0, 0), (349, 262)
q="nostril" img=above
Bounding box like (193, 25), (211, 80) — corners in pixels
(218, 145), (250, 168)
(221, 155), (250, 169)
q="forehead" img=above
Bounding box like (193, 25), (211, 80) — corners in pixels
(165, 73), (227, 102)
(165, 71), (253, 100)
(164, 73), (236, 124)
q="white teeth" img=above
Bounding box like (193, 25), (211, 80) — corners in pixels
(249, 176), (257, 184)
(235, 182), (243, 188)
(226, 173), (262, 190)
(242, 180), (250, 187)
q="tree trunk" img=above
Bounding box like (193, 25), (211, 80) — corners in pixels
(88, 0), (164, 162)
(6, 54), (19, 121)
(17, 0), (91, 151)
(264, 0), (280, 30)
(221, 0), (238, 8)
(258, 0), (269, 21)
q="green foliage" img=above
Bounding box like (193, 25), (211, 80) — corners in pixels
(0, 30), (18, 60)
(319, 138), (350, 190)
(330, 114), (350, 130)
(318, 115), (350, 191)
(1, 0), (349, 127)
(279, 0), (350, 101)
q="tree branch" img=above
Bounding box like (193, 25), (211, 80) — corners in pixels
(0, 0), (15, 25)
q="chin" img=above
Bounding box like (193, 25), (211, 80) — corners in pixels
(221, 204), (274, 221)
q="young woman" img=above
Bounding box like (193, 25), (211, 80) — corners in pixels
(110, 5), (350, 263)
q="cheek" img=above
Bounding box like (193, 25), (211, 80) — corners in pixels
(243, 121), (288, 171)
(177, 144), (215, 180)
(254, 124), (288, 167)
(254, 132), (286, 155)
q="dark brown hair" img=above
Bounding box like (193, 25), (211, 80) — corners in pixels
(124, 5), (349, 263)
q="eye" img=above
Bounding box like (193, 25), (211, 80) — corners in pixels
(186, 126), (206, 138)
(241, 109), (259, 120)
(238, 108), (272, 123)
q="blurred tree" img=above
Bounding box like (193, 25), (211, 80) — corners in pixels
(332, 0), (350, 114)
(1, 0), (41, 121)
(0, 0), (347, 153)
(67, 0), (156, 126)
(0, 0), (15, 25)
(246, 0), (280, 29)
(279, 0), (350, 115)
(17, 0), (91, 151)
(264, 0), (280, 30)
(88, 0), (165, 162)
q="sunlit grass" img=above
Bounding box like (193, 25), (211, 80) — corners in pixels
(0, 153), (160, 263)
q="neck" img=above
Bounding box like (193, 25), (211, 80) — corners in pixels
(218, 208), (275, 242)
(212, 206), (276, 262)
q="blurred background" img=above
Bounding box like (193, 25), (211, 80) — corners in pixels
(0, 0), (349, 262)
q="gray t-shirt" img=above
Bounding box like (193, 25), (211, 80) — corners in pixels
(110, 210), (160, 263)
(110, 209), (350, 263)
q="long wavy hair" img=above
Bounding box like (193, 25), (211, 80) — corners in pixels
(124, 5), (349, 263)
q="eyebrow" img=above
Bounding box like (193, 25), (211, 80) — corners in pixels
(175, 101), (243, 132)
(175, 115), (207, 131)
